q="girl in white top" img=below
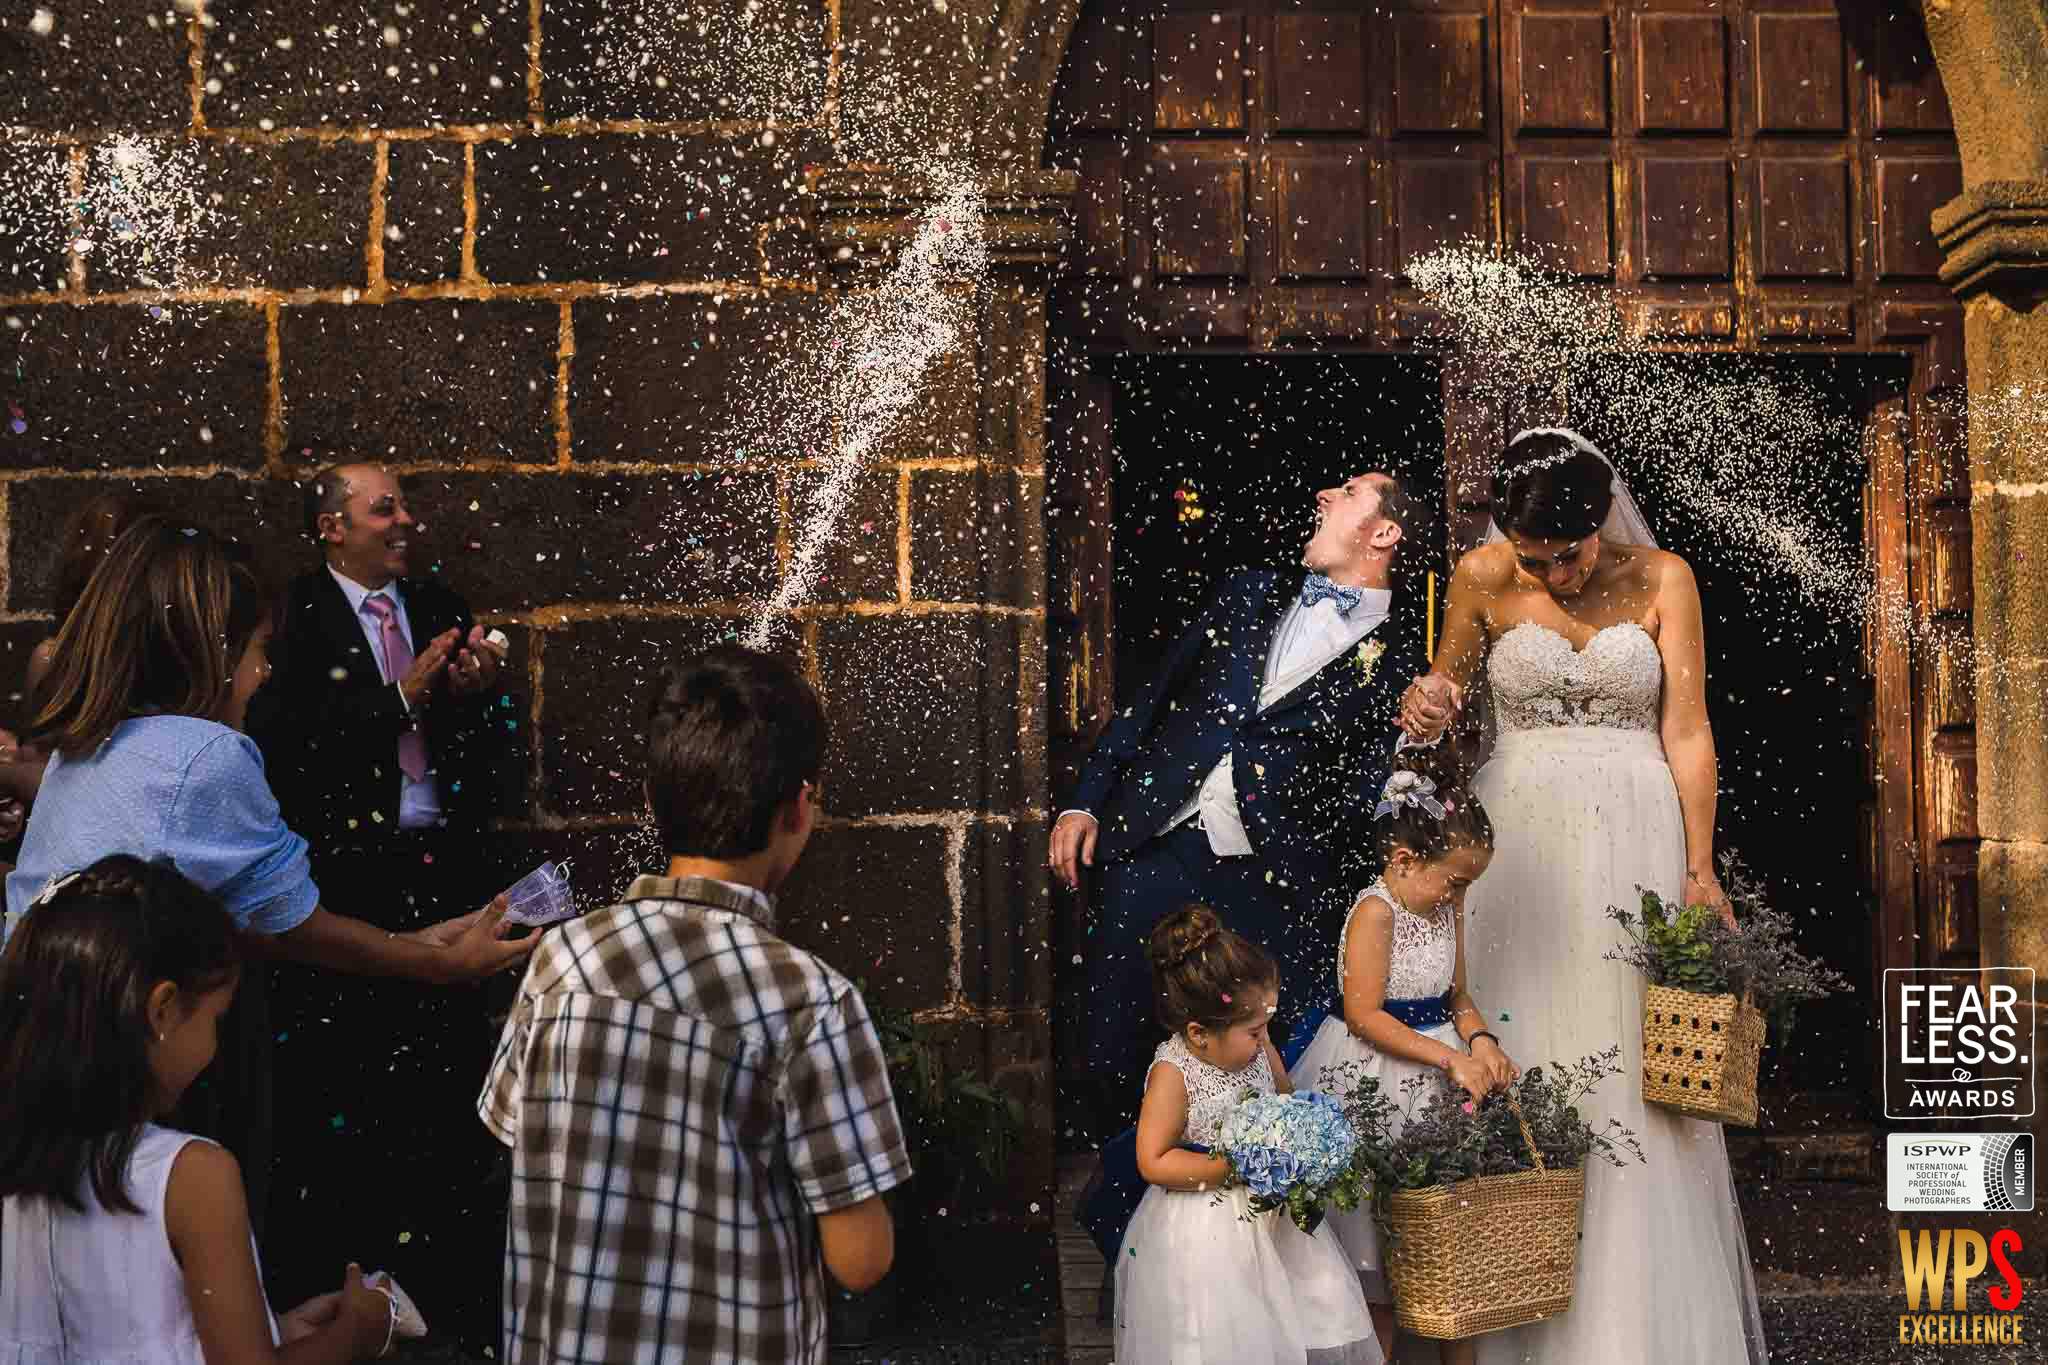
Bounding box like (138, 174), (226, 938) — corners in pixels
(0, 855), (396, 1364)
(1291, 755), (1517, 1365)
(1115, 904), (1380, 1365)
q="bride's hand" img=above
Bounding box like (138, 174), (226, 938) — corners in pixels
(1688, 868), (1736, 932)
(1399, 674), (1462, 742)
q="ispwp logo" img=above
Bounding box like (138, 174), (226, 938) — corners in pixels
(1885, 969), (2036, 1120)
(1897, 1228), (2025, 1345)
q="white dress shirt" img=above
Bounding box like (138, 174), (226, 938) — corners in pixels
(1062, 584), (1393, 856)
(328, 567), (444, 830)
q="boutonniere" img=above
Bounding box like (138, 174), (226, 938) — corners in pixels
(1352, 638), (1386, 686)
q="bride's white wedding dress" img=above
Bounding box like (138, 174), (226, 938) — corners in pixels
(1462, 621), (1769, 1364)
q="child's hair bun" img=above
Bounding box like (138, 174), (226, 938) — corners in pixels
(1144, 904), (1279, 1036)
(1146, 903), (1224, 971)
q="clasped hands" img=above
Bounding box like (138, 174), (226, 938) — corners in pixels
(399, 625), (507, 710)
(1397, 673), (1463, 744)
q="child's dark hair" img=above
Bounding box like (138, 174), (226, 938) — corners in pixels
(0, 855), (241, 1214)
(645, 643), (828, 859)
(1489, 432), (1614, 541)
(1374, 746), (1494, 863)
(1145, 905), (1279, 1035)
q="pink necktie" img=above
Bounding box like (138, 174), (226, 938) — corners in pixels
(362, 593), (429, 781)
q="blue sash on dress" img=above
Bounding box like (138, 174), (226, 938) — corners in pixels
(1281, 990), (1453, 1066)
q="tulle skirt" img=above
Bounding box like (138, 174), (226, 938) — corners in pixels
(1462, 726), (1768, 1365)
(1115, 1182), (1382, 1365)
(1291, 1014), (1463, 1301)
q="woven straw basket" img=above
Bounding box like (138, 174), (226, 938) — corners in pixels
(1386, 1097), (1587, 1339)
(1641, 985), (1766, 1126)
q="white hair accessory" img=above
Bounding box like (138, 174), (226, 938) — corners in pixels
(28, 871), (83, 909)
(1482, 426), (1660, 552)
(1503, 426), (1611, 477)
(1376, 771), (1448, 821)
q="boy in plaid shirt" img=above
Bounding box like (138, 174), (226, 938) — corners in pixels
(479, 645), (911, 1363)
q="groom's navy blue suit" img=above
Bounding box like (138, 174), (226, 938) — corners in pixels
(1067, 569), (1424, 1122)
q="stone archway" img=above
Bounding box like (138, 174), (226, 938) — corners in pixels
(1915, 3), (2048, 1061)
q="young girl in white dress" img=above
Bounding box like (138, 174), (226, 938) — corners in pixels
(0, 855), (399, 1365)
(1116, 904), (1381, 1365)
(1292, 756), (1517, 1365)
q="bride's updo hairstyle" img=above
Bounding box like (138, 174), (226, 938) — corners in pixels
(1374, 747), (1493, 865)
(1146, 904), (1279, 1036)
(1490, 430), (1614, 541)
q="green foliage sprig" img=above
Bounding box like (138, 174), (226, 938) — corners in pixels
(870, 997), (1026, 1198)
(1605, 852), (1854, 1020)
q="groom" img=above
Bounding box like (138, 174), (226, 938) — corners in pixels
(1052, 472), (1425, 1128)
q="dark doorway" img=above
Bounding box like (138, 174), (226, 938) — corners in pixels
(1050, 354), (1445, 1146)
(1106, 354), (1448, 686)
(1571, 354), (1901, 1113)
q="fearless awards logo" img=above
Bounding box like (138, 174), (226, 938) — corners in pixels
(1884, 969), (2036, 1345)
(1884, 969), (2035, 1119)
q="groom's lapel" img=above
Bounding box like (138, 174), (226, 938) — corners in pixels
(1234, 574), (1295, 710)
(1259, 607), (1397, 720)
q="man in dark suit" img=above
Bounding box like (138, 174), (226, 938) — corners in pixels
(248, 461), (517, 1351)
(1052, 472), (1425, 1129)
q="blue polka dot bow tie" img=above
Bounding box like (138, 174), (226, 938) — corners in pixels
(1299, 573), (1364, 615)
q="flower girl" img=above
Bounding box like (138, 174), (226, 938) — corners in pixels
(1292, 755), (1517, 1365)
(1116, 904), (1380, 1365)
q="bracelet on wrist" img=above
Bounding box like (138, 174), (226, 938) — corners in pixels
(1466, 1030), (1500, 1052)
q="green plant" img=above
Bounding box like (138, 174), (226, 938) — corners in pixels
(1328, 1049), (1644, 1241)
(1609, 889), (1725, 992)
(871, 998), (1027, 1204)
(1605, 852), (1854, 1026)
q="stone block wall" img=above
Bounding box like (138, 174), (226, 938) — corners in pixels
(0, 0), (1056, 1238)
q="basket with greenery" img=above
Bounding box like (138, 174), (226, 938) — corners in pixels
(1606, 853), (1853, 1125)
(1331, 1050), (1642, 1339)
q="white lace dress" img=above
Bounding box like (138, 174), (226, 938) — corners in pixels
(1115, 1034), (1381, 1365)
(1464, 623), (1768, 1364)
(1290, 877), (1460, 1301)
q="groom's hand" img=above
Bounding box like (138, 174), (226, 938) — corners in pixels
(1050, 811), (1098, 891)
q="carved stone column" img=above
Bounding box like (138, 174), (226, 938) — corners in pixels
(811, 166), (1077, 273)
(813, 165), (1078, 1211)
(1931, 182), (2048, 996)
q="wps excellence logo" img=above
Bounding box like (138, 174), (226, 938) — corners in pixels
(1897, 1228), (2025, 1345)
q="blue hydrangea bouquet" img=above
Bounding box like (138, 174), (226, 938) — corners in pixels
(1218, 1090), (1369, 1234)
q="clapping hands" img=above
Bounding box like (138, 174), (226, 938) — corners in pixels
(399, 626), (507, 708)
(448, 625), (506, 697)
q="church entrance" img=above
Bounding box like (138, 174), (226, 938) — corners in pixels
(1049, 352), (1914, 1144)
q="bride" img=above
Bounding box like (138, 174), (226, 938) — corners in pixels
(1397, 428), (1768, 1363)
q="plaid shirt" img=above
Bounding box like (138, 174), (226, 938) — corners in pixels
(479, 874), (913, 1364)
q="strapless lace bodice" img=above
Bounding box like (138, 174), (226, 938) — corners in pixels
(1487, 622), (1662, 733)
(1154, 1032), (1273, 1145)
(1339, 877), (1454, 1001)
